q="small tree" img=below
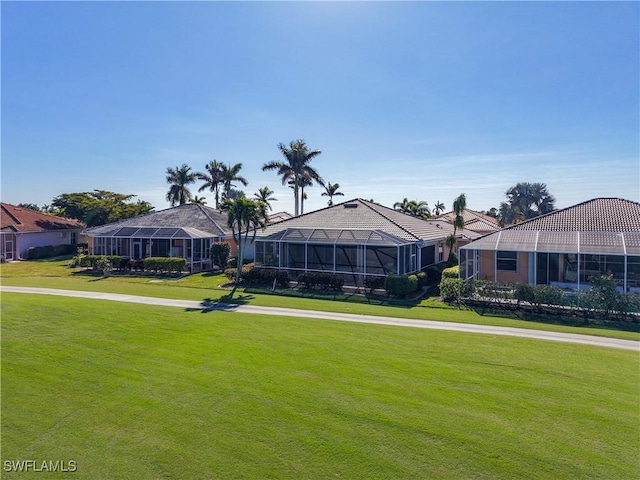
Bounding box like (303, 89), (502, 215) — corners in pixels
(221, 195), (268, 285)
(210, 242), (231, 270)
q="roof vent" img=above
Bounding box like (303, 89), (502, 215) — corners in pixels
(344, 203), (358, 209)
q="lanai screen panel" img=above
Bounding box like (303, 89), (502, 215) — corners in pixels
(580, 232), (625, 255)
(131, 227), (158, 238)
(536, 231), (579, 253)
(496, 230), (537, 251)
(624, 232), (640, 255)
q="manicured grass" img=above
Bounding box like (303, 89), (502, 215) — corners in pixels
(2, 293), (638, 479)
(2, 258), (639, 340)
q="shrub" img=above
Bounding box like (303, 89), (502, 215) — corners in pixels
(210, 242), (231, 270)
(298, 272), (345, 291)
(416, 271), (428, 289)
(227, 257), (253, 269)
(25, 244), (75, 259)
(514, 283), (536, 304)
(143, 257), (186, 273)
(441, 265), (459, 280)
(384, 274), (418, 297)
(364, 276), (385, 292)
(242, 268), (290, 287)
(224, 263), (255, 282)
(439, 278), (475, 301)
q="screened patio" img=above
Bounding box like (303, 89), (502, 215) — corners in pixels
(460, 230), (640, 292)
(254, 227), (438, 278)
(89, 226), (215, 272)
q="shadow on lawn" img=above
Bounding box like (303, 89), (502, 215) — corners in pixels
(186, 288), (255, 314)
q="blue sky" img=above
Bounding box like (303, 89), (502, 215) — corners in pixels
(2, 1), (638, 215)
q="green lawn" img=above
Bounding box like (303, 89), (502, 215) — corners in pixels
(2, 293), (638, 479)
(1, 258), (639, 340)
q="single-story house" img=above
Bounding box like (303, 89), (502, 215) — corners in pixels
(83, 203), (235, 272)
(0, 202), (84, 261)
(253, 198), (475, 281)
(459, 198), (640, 292)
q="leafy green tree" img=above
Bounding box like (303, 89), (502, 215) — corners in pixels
(17, 203), (41, 212)
(197, 160), (224, 208)
(433, 200), (445, 216)
(219, 163), (249, 201)
(321, 182), (344, 206)
(498, 182), (556, 226)
(51, 190), (154, 227)
(221, 195), (268, 285)
(166, 164), (197, 207)
(253, 186), (277, 211)
(262, 139), (323, 217)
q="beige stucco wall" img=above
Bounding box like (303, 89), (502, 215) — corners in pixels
(476, 250), (529, 283)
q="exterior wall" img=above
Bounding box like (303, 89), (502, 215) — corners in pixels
(15, 230), (79, 259)
(475, 250), (529, 283)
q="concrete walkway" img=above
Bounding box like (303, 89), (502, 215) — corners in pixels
(2, 286), (639, 351)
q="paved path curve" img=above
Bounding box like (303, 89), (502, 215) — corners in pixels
(2, 286), (639, 351)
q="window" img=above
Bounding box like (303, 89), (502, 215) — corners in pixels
(497, 251), (518, 271)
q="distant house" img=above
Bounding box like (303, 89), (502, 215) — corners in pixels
(253, 198), (466, 282)
(459, 198), (640, 292)
(0, 202), (84, 261)
(434, 208), (501, 236)
(83, 203), (234, 272)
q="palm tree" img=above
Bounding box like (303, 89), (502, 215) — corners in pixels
(221, 195), (268, 285)
(219, 163), (249, 202)
(393, 198), (430, 219)
(254, 186), (277, 211)
(166, 164), (197, 206)
(321, 182), (344, 207)
(191, 196), (207, 205)
(262, 139), (323, 217)
(433, 200), (445, 216)
(499, 182), (556, 226)
(448, 193), (467, 261)
(197, 160), (224, 208)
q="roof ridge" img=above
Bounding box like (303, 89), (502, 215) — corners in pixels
(358, 199), (421, 241)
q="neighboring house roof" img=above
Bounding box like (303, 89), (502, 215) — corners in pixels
(259, 198), (468, 243)
(435, 208), (500, 234)
(1, 202), (84, 233)
(83, 203), (232, 237)
(267, 211), (293, 224)
(461, 198), (640, 255)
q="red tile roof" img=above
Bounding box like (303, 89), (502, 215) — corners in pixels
(1, 203), (84, 233)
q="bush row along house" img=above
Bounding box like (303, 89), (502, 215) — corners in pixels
(459, 198), (640, 292)
(0, 202), (84, 261)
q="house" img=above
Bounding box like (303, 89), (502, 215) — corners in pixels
(459, 198), (640, 292)
(434, 208), (501, 236)
(83, 203), (234, 272)
(253, 198), (467, 282)
(0, 202), (84, 261)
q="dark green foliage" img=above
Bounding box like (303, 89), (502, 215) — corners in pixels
(426, 262), (454, 286)
(364, 276), (385, 292)
(224, 263), (255, 281)
(384, 274), (419, 297)
(242, 268), (290, 287)
(210, 242), (231, 269)
(143, 257), (186, 273)
(51, 190), (154, 227)
(416, 271), (428, 289)
(514, 283), (536, 304)
(298, 272), (345, 291)
(25, 244), (75, 259)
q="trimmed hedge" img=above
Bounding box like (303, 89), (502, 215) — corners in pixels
(143, 257), (186, 273)
(243, 268), (290, 287)
(297, 272), (345, 291)
(224, 263), (255, 281)
(364, 276), (385, 292)
(25, 244), (75, 260)
(384, 274), (418, 297)
(439, 277), (474, 301)
(78, 255), (128, 269)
